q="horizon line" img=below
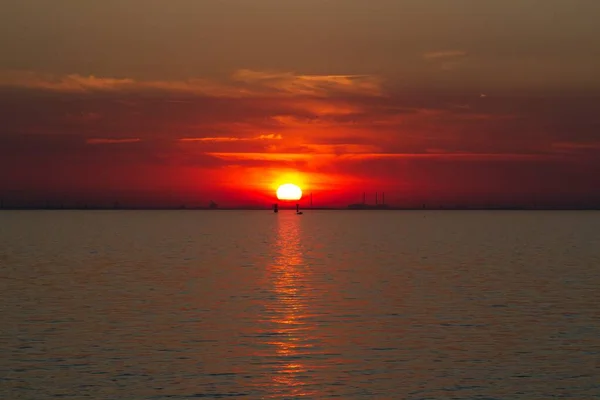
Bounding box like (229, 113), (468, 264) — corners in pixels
(1, 206), (599, 211)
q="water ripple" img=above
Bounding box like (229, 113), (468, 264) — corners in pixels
(1, 210), (599, 398)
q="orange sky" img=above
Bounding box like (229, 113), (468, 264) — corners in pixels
(1, 1), (599, 207)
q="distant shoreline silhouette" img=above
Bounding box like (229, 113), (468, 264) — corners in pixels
(0, 206), (598, 211)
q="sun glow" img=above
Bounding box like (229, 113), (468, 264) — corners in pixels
(276, 183), (303, 201)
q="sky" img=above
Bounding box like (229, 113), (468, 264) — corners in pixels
(1, 0), (599, 207)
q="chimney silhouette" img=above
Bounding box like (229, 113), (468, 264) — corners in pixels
(375, 192), (378, 205)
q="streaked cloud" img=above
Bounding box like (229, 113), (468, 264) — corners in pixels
(231, 69), (383, 97)
(86, 138), (141, 145)
(423, 50), (468, 60)
(551, 141), (600, 157)
(423, 50), (469, 71)
(179, 134), (282, 142)
(289, 100), (364, 116)
(298, 144), (382, 154)
(207, 152), (309, 162)
(0, 70), (245, 97)
(0, 69), (383, 98)
(0, 71), (134, 92)
(206, 151), (549, 163)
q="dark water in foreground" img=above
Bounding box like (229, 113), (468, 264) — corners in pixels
(1, 210), (599, 399)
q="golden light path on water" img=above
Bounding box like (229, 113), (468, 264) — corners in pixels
(265, 214), (315, 397)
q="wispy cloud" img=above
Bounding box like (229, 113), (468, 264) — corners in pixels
(86, 138), (141, 145)
(231, 69), (383, 97)
(207, 152), (310, 162)
(179, 134), (282, 142)
(0, 69), (383, 98)
(423, 50), (468, 60)
(0, 70), (244, 96)
(299, 143), (382, 154)
(552, 141), (600, 151)
(423, 50), (469, 71)
(289, 99), (364, 116)
(0, 71), (134, 92)
(207, 151), (548, 163)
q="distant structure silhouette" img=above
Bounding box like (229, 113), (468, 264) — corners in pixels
(273, 203), (279, 213)
(348, 192), (389, 210)
(209, 200), (218, 209)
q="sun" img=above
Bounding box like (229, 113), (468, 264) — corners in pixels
(276, 183), (303, 201)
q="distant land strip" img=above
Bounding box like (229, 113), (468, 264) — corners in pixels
(0, 206), (599, 211)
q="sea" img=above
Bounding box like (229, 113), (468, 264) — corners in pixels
(1, 210), (599, 399)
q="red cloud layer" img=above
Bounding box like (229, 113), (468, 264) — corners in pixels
(0, 70), (599, 207)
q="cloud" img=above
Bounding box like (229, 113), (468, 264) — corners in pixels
(206, 151), (548, 164)
(0, 71), (134, 92)
(0, 69), (383, 98)
(289, 99), (364, 116)
(423, 50), (468, 60)
(86, 138), (141, 144)
(179, 134), (282, 142)
(231, 69), (383, 97)
(552, 141), (600, 151)
(423, 50), (469, 71)
(296, 143), (382, 154)
(207, 152), (310, 162)
(0, 70), (245, 96)
(2, 80), (599, 181)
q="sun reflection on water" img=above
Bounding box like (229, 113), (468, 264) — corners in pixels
(265, 214), (315, 397)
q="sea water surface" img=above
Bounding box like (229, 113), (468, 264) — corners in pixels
(1, 210), (599, 399)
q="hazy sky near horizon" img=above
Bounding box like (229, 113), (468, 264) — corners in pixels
(1, 0), (599, 206)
